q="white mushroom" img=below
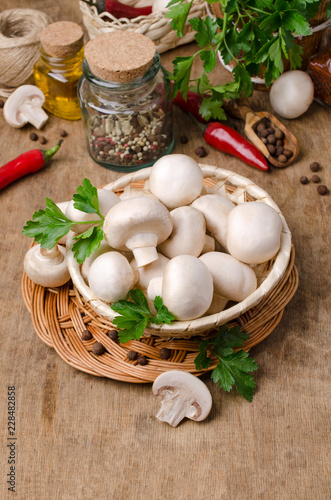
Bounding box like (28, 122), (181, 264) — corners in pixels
(149, 154), (204, 209)
(4, 85), (48, 129)
(152, 370), (212, 427)
(88, 251), (138, 303)
(103, 197), (173, 268)
(119, 187), (156, 201)
(81, 239), (114, 282)
(226, 202), (282, 264)
(147, 276), (163, 303)
(130, 252), (169, 290)
(161, 255), (213, 320)
(24, 244), (70, 287)
(158, 206), (206, 259)
(199, 252), (257, 302)
(56, 201), (70, 245)
(65, 188), (120, 234)
(201, 234), (216, 255)
(191, 194), (235, 251)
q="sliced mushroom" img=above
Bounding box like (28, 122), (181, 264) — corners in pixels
(152, 370), (212, 427)
(191, 194), (235, 251)
(158, 206), (206, 259)
(149, 154), (204, 209)
(24, 244), (70, 287)
(227, 202), (282, 264)
(88, 251), (138, 303)
(4, 85), (49, 129)
(103, 197), (173, 268)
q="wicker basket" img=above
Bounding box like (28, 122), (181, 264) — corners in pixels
(79, 0), (206, 54)
(66, 165), (293, 339)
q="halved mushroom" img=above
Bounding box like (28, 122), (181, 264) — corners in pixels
(226, 201), (282, 264)
(103, 197), (173, 268)
(24, 244), (70, 287)
(191, 194), (235, 251)
(152, 370), (212, 427)
(4, 85), (49, 129)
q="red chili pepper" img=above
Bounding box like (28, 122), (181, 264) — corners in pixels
(82, 0), (152, 18)
(201, 122), (269, 171)
(0, 140), (63, 190)
(173, 91), (208, 124)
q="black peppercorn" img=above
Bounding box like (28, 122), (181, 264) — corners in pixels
(180, 135), (188, 144)
(107, 329), (118, 341)
(39, 136), (47, 145)
(81, 329), (93, 341)
(278, 154), (288, 163)
(311, 174), (321, 183)
(127, 350), (138, 361)
(267, 144), (276, 155)
(310, 162), (320, 172)
(274, 129), (284, 139)
(59, 129), (68, 137)
(29, 132), (38, 141)
(92, 342), (106, 355)
(283, 149), (293, 159)
(300, 176), (309, 185)
(195, 146), (207, 158)
(317, 185), (328, 195)
(137, 355), (148, 366)
(256, 122), (266, 132)
(267, 134), (276, 145)
(159, 347), (171, 360)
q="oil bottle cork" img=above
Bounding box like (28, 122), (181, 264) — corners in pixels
(84, 32), (155, 83)
(39, 21), (84, 58)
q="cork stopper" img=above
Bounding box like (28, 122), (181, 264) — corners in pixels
(84, 32), (156, 83)
(40, 21), (84, 58)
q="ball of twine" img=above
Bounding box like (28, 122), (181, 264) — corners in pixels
(0, 9), (52, 98)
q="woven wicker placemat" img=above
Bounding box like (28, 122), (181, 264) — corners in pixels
(21, 247), (298, 383)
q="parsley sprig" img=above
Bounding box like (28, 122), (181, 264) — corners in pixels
(111, 289), (175, 343)
(23, 178), (104, 263)
(167, 0), (328, 120)
(195, 324), (258, 402)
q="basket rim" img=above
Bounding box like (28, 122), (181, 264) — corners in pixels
(66, 164), (292, 337)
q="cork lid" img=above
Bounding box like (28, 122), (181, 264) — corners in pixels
(40, 21), (84, 58)
(84, 32), (156, 83)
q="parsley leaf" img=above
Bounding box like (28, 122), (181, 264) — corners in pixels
(73, 178), (102, 217)
(111, 290), (175, 343)
(165, 0), (193, 38)
(72, 226), (104, 264)
(195, 325), (258, 402)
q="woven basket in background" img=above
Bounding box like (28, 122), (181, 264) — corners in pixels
(79, 0), (206, 53)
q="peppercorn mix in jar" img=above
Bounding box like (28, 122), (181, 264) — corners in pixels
(78, 32), (174, 172)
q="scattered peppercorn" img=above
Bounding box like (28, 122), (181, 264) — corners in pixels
(180, 135), (188, 144)
(317, 185), (328, 195)
(311, 174), (321, 183)
(59, 129), (68, 137)
(81, 329), (93, 341)
(127, 350), (138, 361)
(39, 136), (47, 145)
(0, 99), (4, 108)
(300, 176), (309, 185)
(107, 329), (118, 341)
(195, 146), (207, 158)
(29, 132), (38, 141)
(137, 355), (148, 366)
(92, 342), (106, 355)
(310, 162), (320, 172)
(159, 347), (171, 360)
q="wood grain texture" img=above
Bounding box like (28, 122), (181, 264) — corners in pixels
(0, 1), (330, 499)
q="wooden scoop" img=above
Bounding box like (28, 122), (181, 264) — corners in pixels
(224, 99), (299, 168)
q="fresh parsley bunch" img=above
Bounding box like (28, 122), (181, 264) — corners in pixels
(167, 0), (330, 120)
(195, 324), (258, 401)
(23, 178), (104, 263)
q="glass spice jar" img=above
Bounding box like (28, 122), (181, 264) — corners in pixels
(78, 31), (174, 172)
(33, 21), (84, 120)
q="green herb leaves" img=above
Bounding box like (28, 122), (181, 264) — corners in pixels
(195, 325), (258, 402)
(111, 289), (175, 343)
(169, 0), (325, 119)
(23, 178), (104, 263)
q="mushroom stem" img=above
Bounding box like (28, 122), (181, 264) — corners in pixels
(155, 388), (198, 427)
(39, 244), (64, 265)
(126, 233), (158, 267)
(19, 100), (49, 129)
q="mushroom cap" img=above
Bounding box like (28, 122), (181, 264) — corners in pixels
(191, 194), (235, 251)
(3, 85), (46, 128)
(153, 370), (212, 422)
(227, 202), (282, 264)
(162, 255), (213, 320)
(103, 196), (173, 251)
(199, 251), (257, 302)
(88, 251), (137, 303)
(56, 201), (70, 245)
(158, 206), (206, 259)
(149, 154), (204, 209)
(130, 252), (169, 290)
(24, 244), (70, 287)
(81, 239), (114, 282)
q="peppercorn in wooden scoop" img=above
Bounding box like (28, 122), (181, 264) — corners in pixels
(224, 99), (300, 168)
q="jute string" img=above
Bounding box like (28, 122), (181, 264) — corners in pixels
(0, 9), (51, 98)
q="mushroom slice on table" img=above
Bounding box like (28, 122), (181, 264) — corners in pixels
(153, 370), (212, 427)
(24, 244), (70, 287)
(4, 85), (49, 129)
(103, 197), (173, 268)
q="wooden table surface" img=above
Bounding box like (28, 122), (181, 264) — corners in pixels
(1, 1), (330, 499)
